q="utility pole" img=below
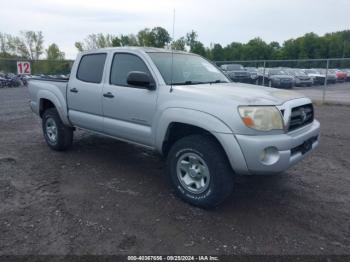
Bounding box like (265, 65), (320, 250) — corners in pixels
(322, 59), (329, 104)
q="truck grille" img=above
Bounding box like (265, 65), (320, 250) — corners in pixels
(288, 104), (314, 131)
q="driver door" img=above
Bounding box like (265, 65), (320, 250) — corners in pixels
(102, 52), (158, 146)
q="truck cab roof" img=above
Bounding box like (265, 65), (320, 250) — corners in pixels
(79, 46), (189, 56)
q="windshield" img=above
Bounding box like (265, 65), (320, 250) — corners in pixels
(148, 52), (229, 85)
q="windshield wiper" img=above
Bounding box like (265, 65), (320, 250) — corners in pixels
(171, 81), (204, 85)
(207, 80), (228, 84)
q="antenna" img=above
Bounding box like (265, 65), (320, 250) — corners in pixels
(170, 8), (175, 93)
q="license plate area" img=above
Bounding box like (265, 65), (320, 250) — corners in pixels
(291, 136), (318, 156)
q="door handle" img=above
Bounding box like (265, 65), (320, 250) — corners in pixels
(103, 92), (114, 98)
(70, 88), (78, 93)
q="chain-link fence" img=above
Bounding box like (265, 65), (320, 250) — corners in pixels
(215, 58), (350, 104)
(1, 57), (350, 104)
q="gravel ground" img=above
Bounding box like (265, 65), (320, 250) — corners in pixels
(0, 87), (349, 255)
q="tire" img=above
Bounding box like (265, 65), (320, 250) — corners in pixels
(166, 135), (234, 209)
(42, 108), (73, 151)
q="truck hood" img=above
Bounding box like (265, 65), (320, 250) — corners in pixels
(173, 82), (306, 105)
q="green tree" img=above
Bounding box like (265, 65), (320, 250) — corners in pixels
(242, 38), (273, 60)
(137, 27), (171, 48)
(17, 31), (44, 59)
(151, 27), (171, 48)
(299, 33), (322, 59)
(211, 44), (225, 61)
(223, 42), (244, 60)
(280, 39), (299, 59)
(75, 33), (113, 51)
(184, 30), (207, 56)
(46, 43), (65, 60)
(75, 42), (84, 52)
(0, 33), (9, 56)
(137, 28), (154, 46)
(112, 34), (139, 47)
(171, 37), (186, 51)
(6, 34), (30, 58)
(5, 31), (44, 59)
(191, 41), (207, 57)
(185, 30), (198, 51)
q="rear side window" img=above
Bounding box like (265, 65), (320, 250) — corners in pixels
(110, 53), (152, 86)
(77, 53), (106, 83)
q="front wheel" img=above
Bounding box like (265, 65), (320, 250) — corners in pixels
(42, 108), (73, 151)
(166, 135), (234, 209)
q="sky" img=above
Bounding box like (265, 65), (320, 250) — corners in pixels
(0, 0), (349, 59)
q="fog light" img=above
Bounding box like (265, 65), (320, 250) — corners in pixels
(260, 147), (279, 165)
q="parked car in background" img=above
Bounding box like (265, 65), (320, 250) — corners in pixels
(317, 69), (337, 84)
(220, 64), (252, 83)
(286, 68), (313, 87)
(245, 67), (259, 84)
(259, 68), (295, 88)
(0, 75), (6, 88)
(330, 69), (347, 82)
(344, 69), (350, 82)
(303, 69), (326, 85)
(0, 73), (23, 88)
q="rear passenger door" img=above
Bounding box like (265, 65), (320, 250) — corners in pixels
(102, 52), (158, 146)
(67, 53), (106, 132)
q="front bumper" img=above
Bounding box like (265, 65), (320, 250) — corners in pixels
(296, 79), (313, 86)
(273, 81), (294, 88)
(234, 120), (320, 175)
(231, 76), (252, 83)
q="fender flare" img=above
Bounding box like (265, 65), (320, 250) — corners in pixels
(37, 89), (71, 126)
(154, 107), (233, 152)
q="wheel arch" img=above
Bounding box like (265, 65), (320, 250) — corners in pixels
(37, 90), (71, 126)
(155, 108), (232, 155)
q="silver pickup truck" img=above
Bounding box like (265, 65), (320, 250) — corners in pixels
(28, 47), (320, 208)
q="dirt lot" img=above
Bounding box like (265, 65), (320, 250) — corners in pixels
(0, 87), (349, 255)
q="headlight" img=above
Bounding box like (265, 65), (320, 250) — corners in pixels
(238, 106), (284, 131)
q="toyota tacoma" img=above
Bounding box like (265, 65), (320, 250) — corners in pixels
(28, 47), (320, 208)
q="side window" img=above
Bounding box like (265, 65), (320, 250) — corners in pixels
(110, 53), (152, 86)
(77, 53), (106, 83)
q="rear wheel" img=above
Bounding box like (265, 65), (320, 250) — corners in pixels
(166, 135), (234, 209)
(42, 108), (73, 151)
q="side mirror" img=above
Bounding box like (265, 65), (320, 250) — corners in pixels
(127, 71), (155, 90)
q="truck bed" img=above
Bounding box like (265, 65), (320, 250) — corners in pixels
(27, 77), (69, 119)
